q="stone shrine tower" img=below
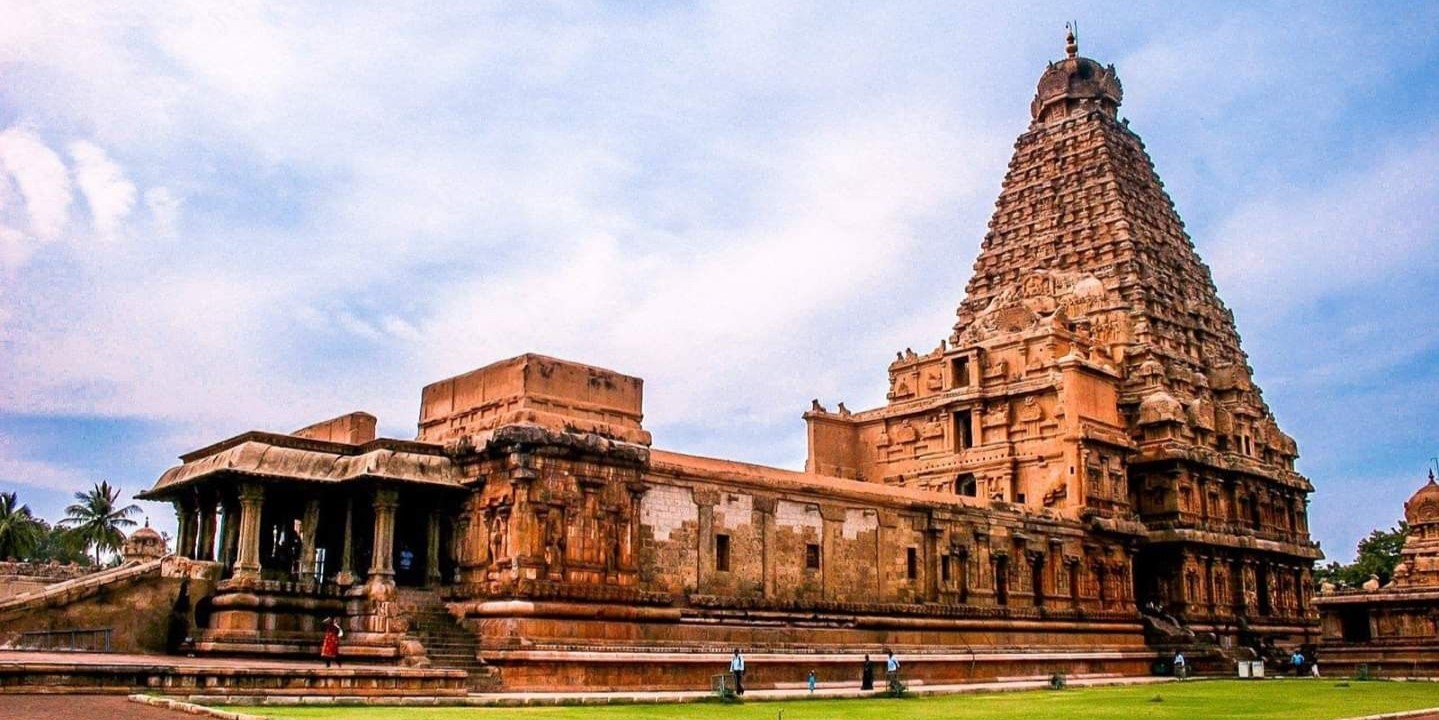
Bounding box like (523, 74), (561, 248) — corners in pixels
(805, 29), (1321, 637)
(1315, 472), (1439, 674)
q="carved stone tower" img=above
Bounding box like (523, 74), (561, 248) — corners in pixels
(805, 29), (1321, 636)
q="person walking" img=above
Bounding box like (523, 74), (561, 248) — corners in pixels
(1291, 650), (1305, 677)
(1172, 651), (1186, 680)
(730, 649), (746, 695)
(861, 653), (874, 690)
(807, 669), (817, 694)
(885, 649), (901, 692)
(320, 617), (344, 668)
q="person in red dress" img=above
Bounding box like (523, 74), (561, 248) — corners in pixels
(321, 617), (343, 667)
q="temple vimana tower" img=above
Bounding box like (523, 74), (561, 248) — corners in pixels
(804, 30), (1320, 637)
(102, 32), (1321, 691)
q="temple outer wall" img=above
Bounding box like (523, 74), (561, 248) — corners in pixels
(0, 558), (219, 654)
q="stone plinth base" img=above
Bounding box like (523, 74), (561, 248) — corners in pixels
(482, 648), (1158, 691)
(1315, 643), (1439, 678)
(193, 630), (404, 662)
(0, 652), (466, 697)
(453, 598), (1155, 690)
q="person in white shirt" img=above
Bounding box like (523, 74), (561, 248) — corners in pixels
(885, 649), (901, 691)
(730, 649), (746, 695)
(1173, 651), (1187, 680)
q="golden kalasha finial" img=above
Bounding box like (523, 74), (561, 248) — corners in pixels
(1065, 21), (1078, 59)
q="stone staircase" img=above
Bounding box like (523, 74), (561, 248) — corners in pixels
(395, 588), (499, 692)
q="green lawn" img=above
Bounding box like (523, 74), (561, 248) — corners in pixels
(227, 680), (1439, 720)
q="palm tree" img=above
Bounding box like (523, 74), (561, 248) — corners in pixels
(0, 492), (46, 560)
(61, 481), (141, 565)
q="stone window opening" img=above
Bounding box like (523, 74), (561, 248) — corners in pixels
(805, 543), (821, 570)
(950, 356), (971, 388)
(942, 554), (952, 583)
(954, 410), (975, 450)
(906, 547), (919, 581)
(715, 533), (731, 573)
(956, 473), (978, 497)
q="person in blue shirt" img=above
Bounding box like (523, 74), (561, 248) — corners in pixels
(730, 649), (746, 695)
(807, 669), (817, 694)
(885, 649), (901, 691)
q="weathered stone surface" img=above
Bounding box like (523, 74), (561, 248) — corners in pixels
(104, 33), (1323, 693)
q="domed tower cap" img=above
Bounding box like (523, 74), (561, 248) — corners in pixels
(1031, 24), (1123, 123)
(1406, 469), (1439, 527)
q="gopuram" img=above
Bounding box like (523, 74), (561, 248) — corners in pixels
(124, 32), (1321, 691)
(1315, 473), (1439, 676)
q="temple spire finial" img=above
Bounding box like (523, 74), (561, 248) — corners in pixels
(1065, 21), (1079, 59)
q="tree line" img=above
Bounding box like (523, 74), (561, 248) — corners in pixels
(0, 481), (144, 566)
(1313, 523), (1409, 589)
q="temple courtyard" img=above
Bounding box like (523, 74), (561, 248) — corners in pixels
(4, 679), (1439, 720)
(179, 682), (1439, 720)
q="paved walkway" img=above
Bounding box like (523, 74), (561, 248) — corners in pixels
(0, 695), (187, 720)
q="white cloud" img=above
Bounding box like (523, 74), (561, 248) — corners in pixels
(0, 126), (72, 241)
(69, 140), (137, 238)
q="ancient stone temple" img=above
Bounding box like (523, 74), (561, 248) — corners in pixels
(1315, 473), (1439, 675)
(806, 29), (1321, 642)
(129, 33), (1320, 691)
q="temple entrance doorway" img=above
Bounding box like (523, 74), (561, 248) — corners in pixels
(394, 499), (429, 587)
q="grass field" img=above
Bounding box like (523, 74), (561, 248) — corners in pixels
(227, 679), (1439, 720)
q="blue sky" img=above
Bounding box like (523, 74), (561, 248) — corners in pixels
(0, 2), (1436, 563)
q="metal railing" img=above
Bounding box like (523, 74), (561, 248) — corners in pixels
(14, 627), (113, 652)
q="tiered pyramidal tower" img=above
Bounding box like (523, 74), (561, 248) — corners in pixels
(806, 30), (1321, 635)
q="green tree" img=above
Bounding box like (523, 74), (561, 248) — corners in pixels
(60, 481), (141, 565)
(0, 491), (46, 560)
(1315, 522), (1409, 588)
(30, 521), (93, 565)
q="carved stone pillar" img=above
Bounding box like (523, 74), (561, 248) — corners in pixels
(195, 492), (218, 561)
(368, 487), (399, 581)
(217, 496), (239, 569)
(336, 496), (356, 586)
(173, 497), (198, 559)
(426, 510), (443, 587)
(233, 483), (265, 581)
(299, 497), (321, 581)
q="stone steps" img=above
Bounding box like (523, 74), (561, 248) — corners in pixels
(395, 589), (493, 690)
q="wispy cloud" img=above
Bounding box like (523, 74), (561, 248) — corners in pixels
(69, 140), (137, 239)
(0, 436), (89, 493)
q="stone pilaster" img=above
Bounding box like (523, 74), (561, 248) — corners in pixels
(753, 496), (777, 599)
